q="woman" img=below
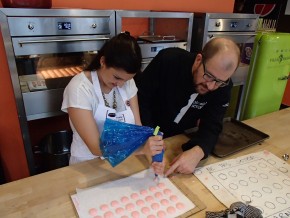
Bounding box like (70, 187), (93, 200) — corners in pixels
(62, 33), (164, 174)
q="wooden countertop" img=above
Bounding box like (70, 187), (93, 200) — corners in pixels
(0, 108), (289, 217)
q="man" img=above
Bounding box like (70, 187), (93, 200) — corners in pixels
(135, 37), (240, 176)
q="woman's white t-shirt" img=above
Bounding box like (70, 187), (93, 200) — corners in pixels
(61, 71), (137, 161)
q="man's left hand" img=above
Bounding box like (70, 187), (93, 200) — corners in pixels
(164, 145), (204, 177)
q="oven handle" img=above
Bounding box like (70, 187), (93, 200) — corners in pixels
(18, 37), (110, 47)
(208, 33), (257, 38)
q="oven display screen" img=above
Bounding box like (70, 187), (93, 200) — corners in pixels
(58, 22), (71, 30)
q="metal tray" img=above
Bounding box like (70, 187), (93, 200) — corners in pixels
(212, 117), (269, 158)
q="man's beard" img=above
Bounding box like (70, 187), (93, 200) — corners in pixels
(194, 82), (209, 95)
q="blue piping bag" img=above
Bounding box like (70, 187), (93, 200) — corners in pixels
(152, 126), (164, 183)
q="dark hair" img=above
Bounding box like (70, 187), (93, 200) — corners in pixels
(86, 32), (142, 74)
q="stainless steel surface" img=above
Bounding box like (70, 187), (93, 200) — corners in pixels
(23, 89), (65, 121)
(139, 41), (187, 58)
(116, 10), (193, 70)
(0, 8), (115, 175)
(8, 17), (111, 36)
(12, 36), (110, 56)
(0, 8), (115, 120)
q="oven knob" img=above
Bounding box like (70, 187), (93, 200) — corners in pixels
(28, 23), (34, 30)
(91, 23), (97, 28)
(215, 22), (221, 27)
(230, 23), (238, 28)
(247, 23), (252, 27)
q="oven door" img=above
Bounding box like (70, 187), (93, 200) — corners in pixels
(12, 35), (110, 56)
(206, 32), (257, 85)
(13, 35), (109, 120)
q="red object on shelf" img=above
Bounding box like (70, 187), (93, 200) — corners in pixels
(1, 0), (51, 8)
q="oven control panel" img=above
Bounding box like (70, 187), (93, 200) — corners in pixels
(208, 18), (258, 32)
(8, 17), (111, 36)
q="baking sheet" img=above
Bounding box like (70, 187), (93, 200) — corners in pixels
(71, 169), (206, 218)
(213, 117), (269, 157)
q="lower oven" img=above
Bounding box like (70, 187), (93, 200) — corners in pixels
(190, 13), (259, 119)
(0, 8), (115, 174)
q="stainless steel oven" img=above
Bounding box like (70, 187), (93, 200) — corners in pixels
(0, 8), (115, 174)
(190, 13), (259, 119)
(116, 10), (193, 71)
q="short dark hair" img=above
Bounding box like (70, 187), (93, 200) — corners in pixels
(86, 32), (142, 74)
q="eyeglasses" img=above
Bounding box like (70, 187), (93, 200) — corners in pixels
(202, 59), (229, 87)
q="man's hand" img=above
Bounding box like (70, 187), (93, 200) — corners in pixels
(164, 145), (204, 177)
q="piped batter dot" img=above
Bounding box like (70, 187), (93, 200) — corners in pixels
(125, 203), (135, 211)
(163, 189), (172, 195)
(176, 202), (185, 210)
(131, 211), (140, 218)
(157, 210), (166, 218)
(131, 193), (139, 199)
(115, 207), (125, 215)
(88, 208), (98, 216)
(169, 195), (178, 202)
(160, 199), (169, 206)
(154, 192), (163, 199)
(121, 196), (130, 203)
(149, 186), (157, 192)
(141, 207), (150, 214)
(110, 200), (119, 207)
(167, 206), (176, 214)
(151, 203), (160, 210)
(157, 183), (165, 189)
(145, 195), (154, 203)
(140, 189), (148, 196)
(104, 211), (114, 218)
(100, 204), (109, 211)
(136, 199), (145, 207)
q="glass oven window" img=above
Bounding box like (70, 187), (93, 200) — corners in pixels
(16, 51), (97, 93)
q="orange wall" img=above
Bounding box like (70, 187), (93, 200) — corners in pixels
(51, 0), (234, 12)
(0, 31), (30, 181)
(0, 0), (235, 12)
(282, 79), (290, 106)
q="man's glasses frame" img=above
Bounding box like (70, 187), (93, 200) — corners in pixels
(202, 59), (229, 87)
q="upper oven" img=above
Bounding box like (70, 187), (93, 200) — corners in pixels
(0, 8), (115, 121)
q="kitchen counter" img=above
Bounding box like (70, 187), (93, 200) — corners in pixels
(0, 108), (289, 217)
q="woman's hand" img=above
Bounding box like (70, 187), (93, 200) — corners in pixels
(144, 135), (166, 175)
(135, 135), (166, 175)
(142, 135), (165, 156)
(151, 160), (166, 175)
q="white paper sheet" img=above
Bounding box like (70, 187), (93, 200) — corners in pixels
(72, 169), (196, 218)
(194, 150), (290, 218)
